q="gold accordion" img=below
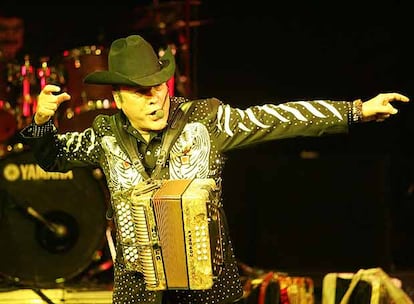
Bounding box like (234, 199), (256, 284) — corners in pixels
(112, 178), (222, 291)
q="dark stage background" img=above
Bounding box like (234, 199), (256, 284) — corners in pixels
(4, 1), (414, 277)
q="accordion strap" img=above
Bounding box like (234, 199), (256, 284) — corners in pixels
(111, 99), (196, 181)
(111, 112), (150, 180)
(151, 100), (195, 179)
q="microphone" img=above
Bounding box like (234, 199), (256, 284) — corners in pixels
(155, 109), (164, 119)
(154, 90), (168, 119)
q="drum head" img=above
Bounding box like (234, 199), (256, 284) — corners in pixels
(57, 45), (117, 133)
(61, 45), (113, 110)
(0, 150), (109, 288)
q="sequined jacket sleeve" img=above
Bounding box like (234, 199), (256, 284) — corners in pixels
(20, 118), (105, 173)
(192, 98), (352, 152)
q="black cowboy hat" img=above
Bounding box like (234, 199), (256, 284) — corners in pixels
(83, 34), (175, 87)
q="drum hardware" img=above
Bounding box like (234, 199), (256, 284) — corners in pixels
(20, 54), (37, 119)
(0, 54), (65, 144)
(105, 225), (116, 262)
(0, 143), (14, 159)
(0, 272), (56, 304)
(1, 191), (76, 254)
(0, 190), (78, 304)
(37, 56), (54, 90)
(4, 61), (21, 86)
(129, 0), (211, 97)
(64, 98), (116, 118)
(0, 141), (24, 155)
(36, 56), (66, 86)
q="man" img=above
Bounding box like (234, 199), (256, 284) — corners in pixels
(0, 9), (24, 61)
(21, 34), (409, 304)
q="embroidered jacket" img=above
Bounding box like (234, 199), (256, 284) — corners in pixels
(21, 96), (352, 304)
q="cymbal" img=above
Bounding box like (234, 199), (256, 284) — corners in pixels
(171, 19), (213, 29)
(128, 1), (210, 34)
(131, 18), (212, 33)
(136, 0), (202, 11)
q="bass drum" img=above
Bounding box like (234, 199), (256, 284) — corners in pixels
(0, 149), (109, 288)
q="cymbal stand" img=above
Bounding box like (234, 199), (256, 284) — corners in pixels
(0, 190), (57, 304)
(181, 0), (192, 97)
(151, 0), (196, 97)
(20, 55), (36, 119)
(0, 272), (56, 304)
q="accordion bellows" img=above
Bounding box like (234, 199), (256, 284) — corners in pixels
(113, 178), (220, 291)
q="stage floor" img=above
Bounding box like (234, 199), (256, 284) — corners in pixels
(0, 286), (113, 304)
(1, 270), (414, 304)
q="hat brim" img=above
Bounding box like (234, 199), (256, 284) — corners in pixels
(83, 47), (175, 87)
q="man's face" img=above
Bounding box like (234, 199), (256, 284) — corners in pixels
(114, 83), (170, 136)
(0, 16), (24, 60)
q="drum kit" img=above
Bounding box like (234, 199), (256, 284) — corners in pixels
(0, 46), (116, 289)
(0, 45), (117, 152)
(0, 0), (209, 291)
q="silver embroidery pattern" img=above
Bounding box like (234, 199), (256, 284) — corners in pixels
(101, 136), (142, 191)
(169, 122), (210, 179)
(58, 129), (98, 155)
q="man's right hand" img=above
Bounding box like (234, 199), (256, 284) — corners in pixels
(34, 84), (71, 125)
